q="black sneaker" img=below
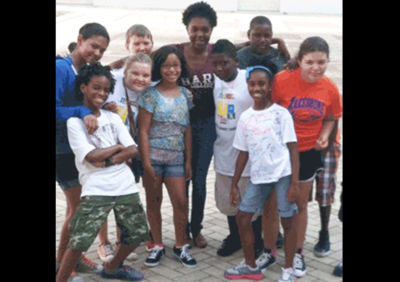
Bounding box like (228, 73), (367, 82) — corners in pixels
(144, 245), (165, 267)
(217, 235), (242, 257)
(173, 244), (197, 268)
(313, 230), (331, 257)
(332, 258), (342, 277)
(256, 250), (276, 273)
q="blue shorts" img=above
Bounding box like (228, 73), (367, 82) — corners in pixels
(56, 154), (80, 190)
(239, 175), (298, 218)
(152, 163), (185, 178)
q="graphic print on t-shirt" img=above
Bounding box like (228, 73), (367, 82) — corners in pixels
(216, 91), (236, 125)
(288, 97), (325, 123)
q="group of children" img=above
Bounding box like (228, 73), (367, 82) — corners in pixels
(56, 2), (342, 282)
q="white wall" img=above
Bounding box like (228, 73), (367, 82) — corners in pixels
(93, 0), (239, 11)
(56, 0), (343, 14)
(280, 0), (342, 14)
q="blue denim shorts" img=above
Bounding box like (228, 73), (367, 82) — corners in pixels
(152, 163), (185, 178)
(56, 154), (80, 190)
(239, 175), (298, 218)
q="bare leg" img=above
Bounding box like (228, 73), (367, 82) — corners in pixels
(56, 248), (82, 282)
(262, 190), (279, 250)
(164, 176), (188, 248)
(56, 185), (81, 265)
(281, 217), (297, 268)
(236, 211), (257, 267)
(98, 220), (109, 244)
(143, 171), (164, 244)
(294, 181), (313, 250)
(104, 245), (137, 271)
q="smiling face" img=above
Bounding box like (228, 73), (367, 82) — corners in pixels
(124, 62), (152, 92)
(126, 34), (153, 55)
(77, 35), (109, 64)
(81, 75), (111, 111)
(211, 53), (238, 82)
(160, 53), (182, 84)
(298, 51), (328, 83)
(248, 23), (273, 54)
(247, 70), (271, 107)
(186, 17), (213, 50)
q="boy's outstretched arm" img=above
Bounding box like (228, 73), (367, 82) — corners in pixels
(230, 150), (249, 207)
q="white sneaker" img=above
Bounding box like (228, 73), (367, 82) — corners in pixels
(126, 251), (139, 261)
(278, 267), (297, 282)
(293, 253), (306, 277)
(256, 251), (276, 273)
(97, 242), (115, 262)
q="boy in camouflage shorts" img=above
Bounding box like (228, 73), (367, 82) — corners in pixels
(56, 63), (148, 282)
(68, 194), (148, 252)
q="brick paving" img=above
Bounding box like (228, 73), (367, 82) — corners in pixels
(56, 4), (342, 281)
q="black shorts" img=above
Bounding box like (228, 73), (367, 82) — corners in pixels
(299, 149), (323, 182)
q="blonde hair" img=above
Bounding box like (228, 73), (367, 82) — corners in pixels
(124, 53), (153, 71)
(125, 24), (153, 44)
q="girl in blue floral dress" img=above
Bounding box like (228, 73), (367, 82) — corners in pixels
(138, 46), (197, 268)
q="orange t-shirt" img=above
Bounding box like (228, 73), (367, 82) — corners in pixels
(272, 69), (342, 152)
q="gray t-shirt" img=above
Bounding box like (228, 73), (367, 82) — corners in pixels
(237, 46), (287, 72)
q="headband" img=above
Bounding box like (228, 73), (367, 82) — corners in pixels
(245, 65), (273, 81)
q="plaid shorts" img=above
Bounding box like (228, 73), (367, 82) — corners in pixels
(312, 143), (342, 207)
(68, 193), (149, 252)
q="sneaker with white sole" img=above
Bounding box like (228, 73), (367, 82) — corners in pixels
(100, 265), (143, 281)
(224, 263), (263, 280)
(144, 245), (165, 267)
(313, 230), (331, 257)
(279, 267), (298, 282)
(173, 244), (197, 268)
(126, 251), (139, 261)
(293, 253), (307, 277)
(256, 251), (276, 273)
(97, 242), (115, 262)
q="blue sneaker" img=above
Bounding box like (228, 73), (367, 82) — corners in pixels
(100, 265), (143, 281)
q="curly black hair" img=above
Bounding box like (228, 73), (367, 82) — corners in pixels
(211, 39), (237, 59)
(74, 62), (116, 101)
(182, 1), (217, 28)
(152, 45), (190, 86)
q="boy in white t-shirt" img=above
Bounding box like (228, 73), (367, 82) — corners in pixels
(224, 64), (299, 282)
(211, 39), (267, 258)
(57, 63), (149, 282)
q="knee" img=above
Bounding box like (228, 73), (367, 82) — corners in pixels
(174, 197), (188, 214)
(236, 211), (252, 228)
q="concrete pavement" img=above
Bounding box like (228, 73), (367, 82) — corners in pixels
(56, 4), (342, 281)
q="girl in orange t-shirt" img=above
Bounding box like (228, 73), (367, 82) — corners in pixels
(272, 36), (342, 278)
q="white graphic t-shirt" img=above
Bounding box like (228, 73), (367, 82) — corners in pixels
(67, 109), (138, 197)
(213, 69), (253, 176)
(233, 104), (297, 184)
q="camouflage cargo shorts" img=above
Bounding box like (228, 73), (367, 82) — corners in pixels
(68, 193), (149, 252)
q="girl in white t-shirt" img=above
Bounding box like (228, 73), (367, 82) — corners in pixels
(225, 64), (300, 282)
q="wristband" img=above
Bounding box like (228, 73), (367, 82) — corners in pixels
(105, 157), (114, 167)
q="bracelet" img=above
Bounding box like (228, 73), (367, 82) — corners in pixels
(105, 157), (114, 167)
